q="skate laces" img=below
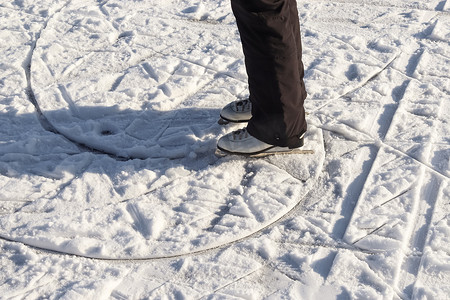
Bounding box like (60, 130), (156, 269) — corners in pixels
(234, 99), (251, 112)
(232, 128), (249, 140)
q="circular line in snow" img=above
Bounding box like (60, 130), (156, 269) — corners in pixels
(0, 0), (329, 260)
(0, 128), (324, 259)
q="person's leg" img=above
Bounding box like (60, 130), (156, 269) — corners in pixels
(290, 0), (306, 91)
(230, 0), (307, 148)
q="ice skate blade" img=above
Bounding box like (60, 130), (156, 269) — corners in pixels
(215, 148), (314, 158)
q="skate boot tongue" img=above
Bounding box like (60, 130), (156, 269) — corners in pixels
(232, 128), (249, 140)
(234, 99), (251, 112)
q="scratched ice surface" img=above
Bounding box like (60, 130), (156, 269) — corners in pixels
(0, 0), (448, 298)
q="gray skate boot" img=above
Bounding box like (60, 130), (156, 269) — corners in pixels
(218, 99), (252, 125)
(216, 128), (312, 157)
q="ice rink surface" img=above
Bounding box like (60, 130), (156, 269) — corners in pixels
(0, 0), (449, 298)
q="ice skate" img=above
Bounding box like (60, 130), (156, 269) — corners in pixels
(216, 128), (313, 157)
(218, 99), (252, 125)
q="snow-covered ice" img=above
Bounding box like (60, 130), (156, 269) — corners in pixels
(0, 0), (449, 298)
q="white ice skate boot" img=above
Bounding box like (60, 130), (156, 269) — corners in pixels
(216, 128), (311, 157)
(218, 99), (252, 125)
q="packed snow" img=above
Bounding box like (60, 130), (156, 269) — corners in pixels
(0, 0), (449, 298)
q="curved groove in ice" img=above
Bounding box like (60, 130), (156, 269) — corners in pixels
(0, 128), (325, 259)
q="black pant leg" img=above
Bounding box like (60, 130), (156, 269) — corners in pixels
(231, 0), (307, 148)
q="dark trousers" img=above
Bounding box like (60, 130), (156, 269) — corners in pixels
(231, 0), (307, 148)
